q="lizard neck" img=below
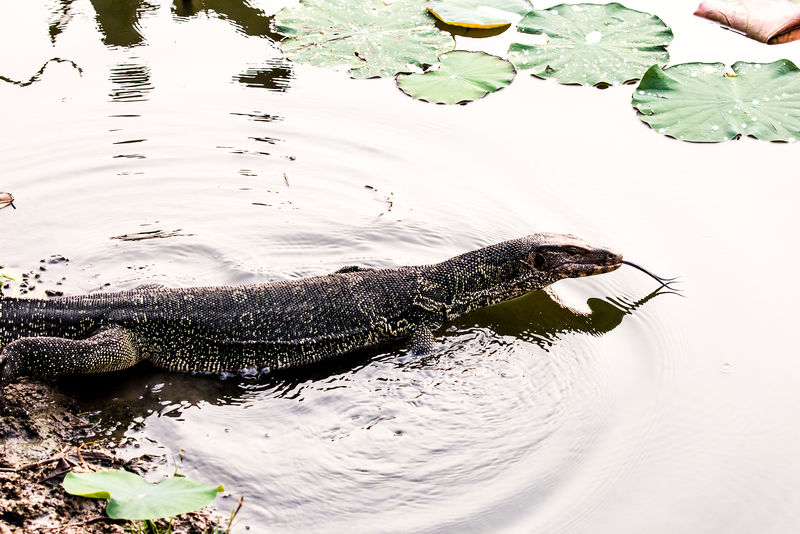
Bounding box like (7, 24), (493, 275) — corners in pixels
(417, 242), (557, 322)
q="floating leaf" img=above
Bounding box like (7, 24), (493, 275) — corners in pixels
(396, 51), (515, 104)
(63, 470), (224, 520)
(508, 3), (673, 86)
(695, 0), (800, 44)
(273, 0), (455, 79)
(632, 60), (800, 142)
(426, 0), (533, 29)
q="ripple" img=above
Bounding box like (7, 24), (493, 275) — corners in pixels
(101, 302), (670, 534)
(109, 63), (152, 102)
(234, 59), (293, 91)
(7, 1), (789, 532)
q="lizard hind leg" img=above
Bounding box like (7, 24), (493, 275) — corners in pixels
(0, 325), (144, 384)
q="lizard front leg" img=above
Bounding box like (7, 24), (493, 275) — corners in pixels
(408, 324), (437, 355)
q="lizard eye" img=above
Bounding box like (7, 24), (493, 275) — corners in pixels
(533, 253), (545, 269)
(566, 247), (579, 255)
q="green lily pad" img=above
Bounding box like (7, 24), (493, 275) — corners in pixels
(632, 60), (800, 142)
(508, 3), (673, 87)
(63, 470), (224, 520)
(273, 0), (455, 79)
(426, 0), (533, 29)
(396, 51), (515, 104)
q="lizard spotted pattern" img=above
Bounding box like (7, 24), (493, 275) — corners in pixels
(0, 233), (622, 383)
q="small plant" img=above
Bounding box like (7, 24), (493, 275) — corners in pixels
(63, 470), (224, 532)
(124, 518), (173, 534)
(223, 496), (244, 534)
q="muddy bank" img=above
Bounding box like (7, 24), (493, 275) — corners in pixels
(0, 379), (227, 534)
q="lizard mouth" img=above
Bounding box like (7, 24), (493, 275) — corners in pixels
(554, 254), (623, 277)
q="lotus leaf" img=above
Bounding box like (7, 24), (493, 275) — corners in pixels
(632, 60), (800, 142)
(273, 0), (455, 79)
(63, 470), (224, 520)
(426, 0), (533, 29)
(396, 51), (516, 104)
(694, 0), (800, 44)
(508, 3), (673, 86)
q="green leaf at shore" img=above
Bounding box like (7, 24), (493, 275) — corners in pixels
(63, 470), (223, 520)
(396, 51), (516, 104)
(508, 3), (672, 87)
(426, 0), (533, 29)
(632, 60), (800, 142)
(273, 0), (455, 79)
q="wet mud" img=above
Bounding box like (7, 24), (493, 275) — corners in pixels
(0, 379), (225, 534)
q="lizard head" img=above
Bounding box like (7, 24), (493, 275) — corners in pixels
(429, 233), (624, 318)
(518, 233), (622, 282)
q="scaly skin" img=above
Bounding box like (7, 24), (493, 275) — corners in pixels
(0, 233), (622, 383)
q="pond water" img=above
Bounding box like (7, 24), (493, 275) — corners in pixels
(2, 0), (800, 532)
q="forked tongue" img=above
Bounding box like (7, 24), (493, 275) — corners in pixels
(621, 260), (679, 289)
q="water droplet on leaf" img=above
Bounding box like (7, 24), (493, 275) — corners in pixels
(585, 30), (602, 44)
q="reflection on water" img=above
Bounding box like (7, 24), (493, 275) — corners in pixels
(0, 58), (82, 87)
(234, 59), (292, 91)
(91, 0), (157, 48)
(109, 63), (152, 102)
(230, 110), (282, 123)
(173, 0), (281, 40)
(47, 0), (74, 44)
(454, 286), (674, 348)
(35, 0), (293, 107)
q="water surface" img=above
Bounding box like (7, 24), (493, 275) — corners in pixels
(2, 0), (800, 532)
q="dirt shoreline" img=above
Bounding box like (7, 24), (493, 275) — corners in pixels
(0, 379), (226, 534)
